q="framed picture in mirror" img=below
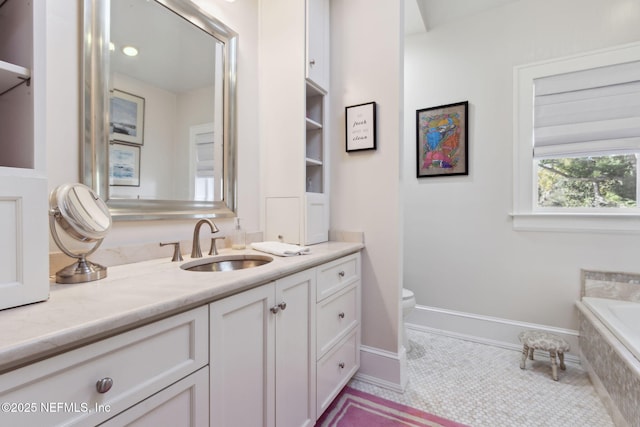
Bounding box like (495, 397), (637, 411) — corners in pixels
(110, 89), (145, 146)
(109, 143), (140, 187)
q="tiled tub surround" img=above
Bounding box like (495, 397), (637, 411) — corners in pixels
(578, 270), (640, 427)
(581, 270), (640, 301)
(0, 241), (363, 373)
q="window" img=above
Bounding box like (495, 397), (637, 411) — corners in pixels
(189, 122), (223, 202)
(513, 42), (640, 232)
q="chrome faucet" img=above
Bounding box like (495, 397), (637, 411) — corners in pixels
(191, 219), (220, 258)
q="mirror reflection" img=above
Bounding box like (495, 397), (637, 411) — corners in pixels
(109, 0), (223, 202)
(83, 0), (237, 220)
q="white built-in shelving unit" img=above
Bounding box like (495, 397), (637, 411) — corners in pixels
(0, 0), (49, 309)
(262, 0), (330, 245)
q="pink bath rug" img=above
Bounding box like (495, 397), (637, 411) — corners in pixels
(316, 386), (469, 427)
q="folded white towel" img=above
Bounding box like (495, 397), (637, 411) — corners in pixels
(251, 241), (311, 257)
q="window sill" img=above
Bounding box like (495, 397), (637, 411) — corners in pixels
(510, 212), (640, 233)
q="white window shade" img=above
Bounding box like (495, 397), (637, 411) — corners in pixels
(533, 60), (640, 158)
(195, 130), (215, 178)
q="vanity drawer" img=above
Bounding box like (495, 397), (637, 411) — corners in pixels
(317, 253), (360, 301)
(100, 366), (209, 427)
(317, 283), (359, 358)
(0, 306), (208, 427)
(316, 328), (359, 416)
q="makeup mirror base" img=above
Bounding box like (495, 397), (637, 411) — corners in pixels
(55, 258), (107, 284)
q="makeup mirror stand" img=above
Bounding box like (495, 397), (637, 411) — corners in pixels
(49, 183), (112, 284)
(48, 218), (107, 284)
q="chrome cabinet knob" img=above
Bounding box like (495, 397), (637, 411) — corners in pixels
(338, 362), (345, 369)
(270, 306), (280, 314)
(278, 301), (287, 311)
(96, 377), (113, 394)
(309, 59), (316, 66)
(338, 312), (345, 319)
(338, 271), (345, 278)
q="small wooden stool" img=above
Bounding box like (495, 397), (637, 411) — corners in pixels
(518, 330), (570, 381)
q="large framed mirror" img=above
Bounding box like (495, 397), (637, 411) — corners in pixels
(82, 0), (237, 220)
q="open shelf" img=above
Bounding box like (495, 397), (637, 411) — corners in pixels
(306, 117), (322, 130)
(305, 80), (325, 196)
(0, 60), (30, 94)
(306, 157), (323, 166)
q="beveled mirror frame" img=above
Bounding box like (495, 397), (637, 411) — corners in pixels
(82, 0), (238, 220)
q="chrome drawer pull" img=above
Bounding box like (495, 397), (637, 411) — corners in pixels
(338, 312), (345, 319)
(338, 362), (345, 369)
(96, 377), (113, 394)
(338, 271), (345, 278)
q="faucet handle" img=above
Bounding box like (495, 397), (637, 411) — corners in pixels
(209, 236), (226, 256)
(159, 242), (183, 262)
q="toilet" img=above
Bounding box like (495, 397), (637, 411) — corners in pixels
(402, 288), (416, 351)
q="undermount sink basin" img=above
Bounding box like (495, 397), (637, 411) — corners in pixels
(180, 254), (273, 272)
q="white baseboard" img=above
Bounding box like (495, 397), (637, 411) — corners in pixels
(406, 304), (581, 365)
(354, 344), (408, 392)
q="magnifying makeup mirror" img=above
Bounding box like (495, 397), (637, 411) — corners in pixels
(49, 183), (112, 284)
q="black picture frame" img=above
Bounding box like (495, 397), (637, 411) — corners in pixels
(345, 102), (377, 152)
(416, 101), (468, 178)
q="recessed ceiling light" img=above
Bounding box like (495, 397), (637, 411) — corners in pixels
(122, 46), (139, 57)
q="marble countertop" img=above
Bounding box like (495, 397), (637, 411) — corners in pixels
(0, 241), (363, 373)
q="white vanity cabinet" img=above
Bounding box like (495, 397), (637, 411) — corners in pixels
(262, 0), (330, 246)
(210, 269), (316, 427)
(0, 0), (48, 310)
(0, 306), (209, 427)
(315, 253), (361, 418)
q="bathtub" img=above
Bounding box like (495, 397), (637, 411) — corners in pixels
(578, 297), (640, 427)
(582, 297), (640, 362)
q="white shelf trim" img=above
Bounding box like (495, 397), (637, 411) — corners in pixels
(305, 157), (323, 166)
(0, 60), (31, 94)
(306, 117), (322, 130)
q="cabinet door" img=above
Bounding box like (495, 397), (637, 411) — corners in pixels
(305, 193), (328, 245)
(210, 284), (276, 427)
(306, 0), (329, 89)
(0, 172), (48, 310)
(100, 367), (209, 427)
(265, 196), (301, 244)
(275, 270), (316, 427)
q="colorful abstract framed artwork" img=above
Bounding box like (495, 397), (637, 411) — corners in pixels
(416, 101), (468, 178)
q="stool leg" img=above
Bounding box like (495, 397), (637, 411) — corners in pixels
(529, 347), (534, 360)
(550, 351), (558, 381)
(520, 345), (529, 369)
(559, 352), (566, 370)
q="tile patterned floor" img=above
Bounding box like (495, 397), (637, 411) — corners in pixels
(348, 329), (615, 427)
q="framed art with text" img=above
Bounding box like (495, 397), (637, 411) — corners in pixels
(346, 102), (377, 152)
(416, 101), (468, 177)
